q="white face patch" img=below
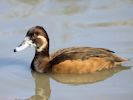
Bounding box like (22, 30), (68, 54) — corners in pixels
(36, 35), (48, 52)
(14, 37), (36, 52)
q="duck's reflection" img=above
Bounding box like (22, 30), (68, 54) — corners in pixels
(28, 66), (129, 100)
(51, 66), (130, 85)
(28, 72), (51, 100)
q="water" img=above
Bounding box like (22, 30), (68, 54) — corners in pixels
(0, 0), (133, 100)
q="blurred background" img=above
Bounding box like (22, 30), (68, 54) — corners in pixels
(0, 0), (133, 100)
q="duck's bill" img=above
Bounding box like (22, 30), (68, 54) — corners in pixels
(14, 37), (35, 52)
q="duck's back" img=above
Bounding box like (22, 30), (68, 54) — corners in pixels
(50, 47), (127, 74)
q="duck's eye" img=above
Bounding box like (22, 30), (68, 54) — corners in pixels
(35, 32), (39, 36)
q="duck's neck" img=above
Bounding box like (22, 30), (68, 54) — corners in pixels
(31, 48), (50, 73)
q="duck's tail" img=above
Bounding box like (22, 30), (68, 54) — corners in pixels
(112, 53), (129, 62)
(119, 57), (129, 62)
(114, 56), (129, 66)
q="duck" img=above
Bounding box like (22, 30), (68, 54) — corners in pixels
(14, 26), (128, 74)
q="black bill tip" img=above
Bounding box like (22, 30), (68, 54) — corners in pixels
(14, 49), (17, 52)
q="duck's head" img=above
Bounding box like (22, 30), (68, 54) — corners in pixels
(14, 26), (49, 53)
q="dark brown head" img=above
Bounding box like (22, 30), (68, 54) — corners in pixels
(14, 26), (49, 53)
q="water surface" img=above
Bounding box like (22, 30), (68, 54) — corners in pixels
(0, 0), (133, 100)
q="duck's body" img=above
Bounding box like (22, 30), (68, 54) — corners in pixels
(50, 47), (126, 74)
(14, 26), (127, 74)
